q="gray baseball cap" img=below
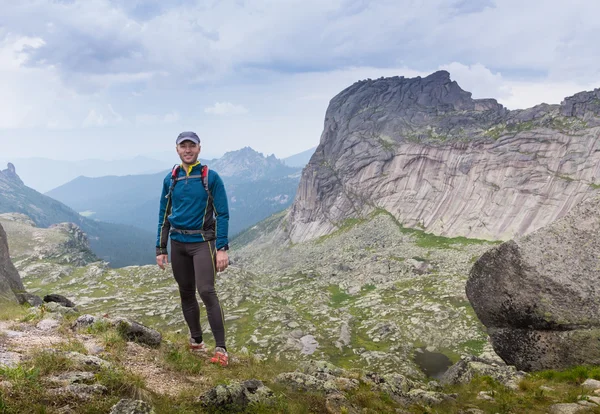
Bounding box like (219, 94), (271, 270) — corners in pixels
(176, 131), (200, 145)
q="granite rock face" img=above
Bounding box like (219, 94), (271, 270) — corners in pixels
(0, 222), (24, 302)
(288, 71), (600, 243)
(466, 195), (600, 371)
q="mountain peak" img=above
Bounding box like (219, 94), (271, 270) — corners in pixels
(1, 163), (24, 186)
(210, 147), (299, 181)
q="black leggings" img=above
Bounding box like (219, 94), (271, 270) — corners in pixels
(170, 239), (226, 348)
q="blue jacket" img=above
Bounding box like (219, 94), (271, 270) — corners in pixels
(156, 162), (229, 254)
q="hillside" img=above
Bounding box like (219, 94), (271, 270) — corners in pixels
(0, 164), (155, 267)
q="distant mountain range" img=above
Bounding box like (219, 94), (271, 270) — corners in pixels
(0, 156), (172, 193)
(46, 147), (303, 238)
(0, 163), (155, 267)
(282, 146), (316, 168)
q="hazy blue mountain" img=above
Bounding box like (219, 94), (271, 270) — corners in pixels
(0, 163), (155, 267)
(46, 148), (301, 238)
(282, 146), (316, 168)
(0, 156), (170, 193)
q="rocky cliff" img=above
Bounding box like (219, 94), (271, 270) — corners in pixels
(288, 71), (600, 243)
(0, 222), (24, 302)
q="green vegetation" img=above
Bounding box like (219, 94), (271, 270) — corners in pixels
(372, 208), (495, 249)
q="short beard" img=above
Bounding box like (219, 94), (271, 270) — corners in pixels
(179, 154), (199, 165)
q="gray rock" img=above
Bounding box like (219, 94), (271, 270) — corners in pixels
(16, 292), (43, 307)
(298, 360), (346, 377)
(440, 356), (525, 390)
(299, 335), (318, 355)
(0, 348), (22, 369)
(274, 372), (339, 393)
(199, 379), (274, 411)
(48, 350), (111, 370)
(44, 301), (77, 315)
(37, 318), (60, 331)
(47, 383), (107, 401)
(406, 388), (456, 405)
(72, 314), (97, 330)
(110, 317), (162, 347)
(548, 403), (588, 414)
(44, 294), (77, 308)
(467, 195), (600, 371)
(0, 222), (24, 303)
(109, 399), (155, 414)
(46, 371), (96, 386)
(582, 379), (600, 391)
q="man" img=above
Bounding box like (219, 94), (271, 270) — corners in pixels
(156, 131), (230, 367)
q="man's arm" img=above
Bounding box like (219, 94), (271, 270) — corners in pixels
(211, 172), (230, 250)
(156, 177), (171, 260)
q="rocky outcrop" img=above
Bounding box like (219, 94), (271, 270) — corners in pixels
(0, 163), (23, 186)
(288, 71), (600, 243)
(0, 213), (98, 267)
(0, 222), (24, 302)
(466, 195), (600, 371)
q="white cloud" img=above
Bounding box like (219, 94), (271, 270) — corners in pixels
(135, 111), (181, 125)
(83, 104), (124, 127)
(204, 102), (248, 116)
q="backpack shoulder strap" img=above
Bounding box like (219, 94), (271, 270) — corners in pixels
(201, 165), (211, 199)
(165, 164), (180, 200)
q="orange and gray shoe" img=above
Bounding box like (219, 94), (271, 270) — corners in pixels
(189, 338), (208, 352)
(210, 347), (228, 367)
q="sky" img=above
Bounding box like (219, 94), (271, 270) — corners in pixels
(0, 0), (599, 161)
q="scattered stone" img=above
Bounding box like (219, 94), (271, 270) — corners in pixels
(110, 317), (162, 347)
(36, 318), (60, 331)
(46, 371), (96, 386)
(582, 379), (600, 391)
(407, 388), (456, 405)
(587, 396), (600, 405)
(298, 360), (346, 377)
(199, 379), (274, 411)
(548, 403), (588, 414)
(109, 399), (155, 414)
(577, 400), (597, 407)
(274, 372), (338, 393)
(299, 335), (318, 355)
(48, 350), (111, 370)
(540, 385), (555, 392)
(47, 383), (107, 401)
(16, 292), (43, 307)
(440, 356), (525, 390)
(476, 391), (495, 401)
(0, 348), (22, 368)
(44, 301), (77, 315)
(44, 294), (77, 308)
(72, 314), (97, 330)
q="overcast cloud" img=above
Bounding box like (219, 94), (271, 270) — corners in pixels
(0, 0), (598, 161)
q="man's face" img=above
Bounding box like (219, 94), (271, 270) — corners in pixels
(176, 140), (201, 164)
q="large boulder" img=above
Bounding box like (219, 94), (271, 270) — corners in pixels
(466, 195), (600, 371)
(0, 223), (24, 303)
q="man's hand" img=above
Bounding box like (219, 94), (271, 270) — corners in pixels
(216, 250), (229, 273)
(156, 254), (169, 270)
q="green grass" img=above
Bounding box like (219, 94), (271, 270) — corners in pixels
(328, 285), (353, 308)
(0, 301), (29, 321)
